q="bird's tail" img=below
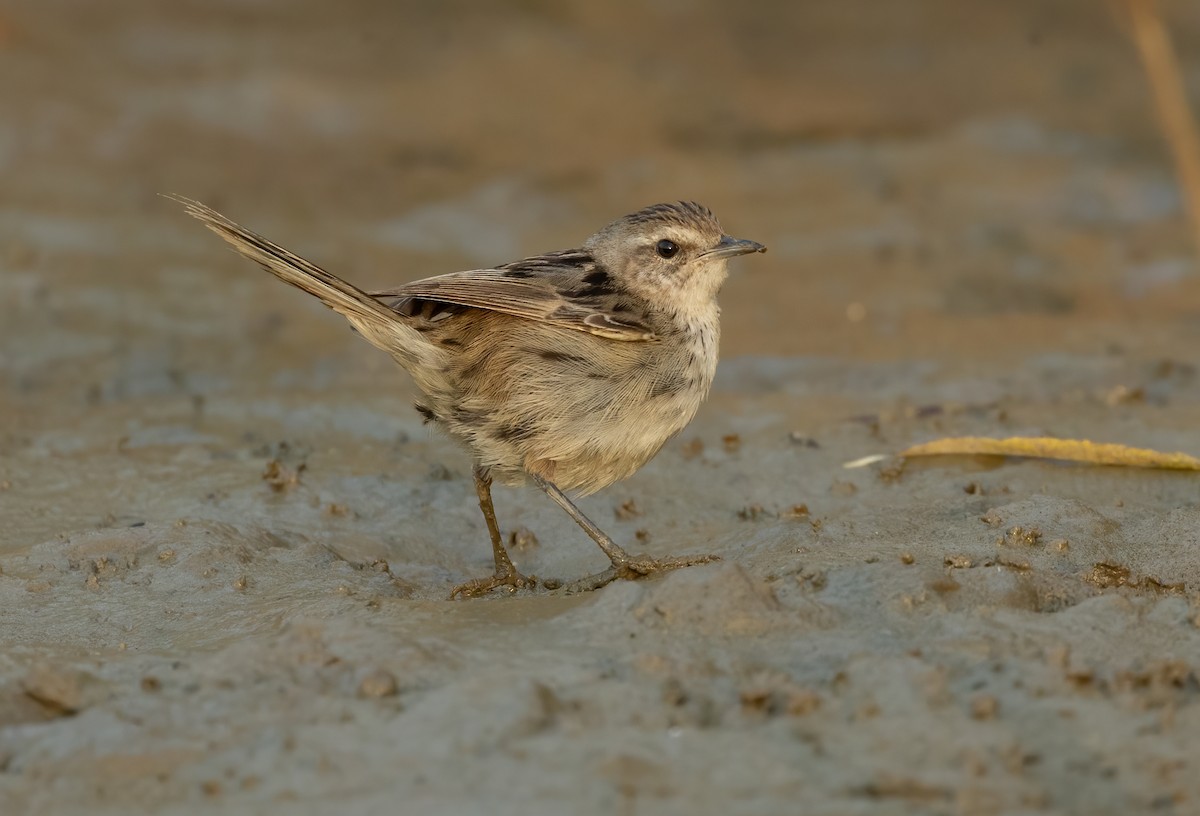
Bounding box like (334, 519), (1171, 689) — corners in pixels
(171, 196), (438, 370)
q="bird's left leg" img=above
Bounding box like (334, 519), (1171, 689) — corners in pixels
(449, 466), (534, 598)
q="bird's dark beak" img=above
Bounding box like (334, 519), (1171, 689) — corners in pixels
(703, 235), (767, 259)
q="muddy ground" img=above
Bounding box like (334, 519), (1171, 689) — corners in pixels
(3, 1), (1200, 813)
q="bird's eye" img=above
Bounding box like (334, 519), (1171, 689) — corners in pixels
(655, 239), (679, 259)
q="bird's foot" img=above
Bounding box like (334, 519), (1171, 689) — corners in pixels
(555, 552), (721, 594)
(449, 567), (535, 599)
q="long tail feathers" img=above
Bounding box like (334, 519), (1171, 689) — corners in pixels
(168, 195), (399, 327)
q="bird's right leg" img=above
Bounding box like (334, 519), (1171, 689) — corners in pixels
(449, 466), (533, 598)
(531, 475), (718, 593)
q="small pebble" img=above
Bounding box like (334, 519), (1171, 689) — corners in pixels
(358, 668), (399, 699)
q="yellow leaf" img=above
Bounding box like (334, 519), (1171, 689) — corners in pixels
(900, 436), (1200, 471)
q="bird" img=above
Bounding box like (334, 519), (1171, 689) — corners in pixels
(171, 196), (766, 597)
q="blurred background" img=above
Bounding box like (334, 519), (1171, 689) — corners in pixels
(3, 0), (1198, 350)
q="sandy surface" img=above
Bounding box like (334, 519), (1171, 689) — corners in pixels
(3, 1), (1200, 813)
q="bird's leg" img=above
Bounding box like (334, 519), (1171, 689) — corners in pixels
(531, 475), (718, 593)
(449, 467), (533, 599)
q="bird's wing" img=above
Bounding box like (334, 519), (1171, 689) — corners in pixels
(371, 252), (658, 342)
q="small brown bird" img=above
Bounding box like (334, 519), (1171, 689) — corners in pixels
(173, 197), (765, 597)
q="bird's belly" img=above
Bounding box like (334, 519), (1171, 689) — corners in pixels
(430, 318), (717, 495)
(549, 395), (702, 492)
(484, 357), (710, 494)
